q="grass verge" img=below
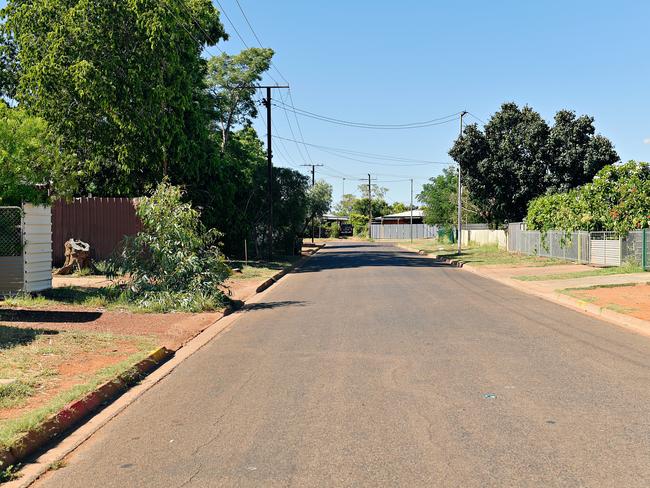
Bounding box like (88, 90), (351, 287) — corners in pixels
(407, 241), (566, 267)
(228, 257), (299, 281)
(514, 262), (644, 281)
(0, 326), (155, 451)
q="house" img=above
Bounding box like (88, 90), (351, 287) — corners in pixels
(373, 209), (424, 225)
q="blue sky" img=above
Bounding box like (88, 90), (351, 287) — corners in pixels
(4, 0), (648, 204)
(221, 0), (649, 204)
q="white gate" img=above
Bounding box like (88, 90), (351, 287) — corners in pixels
(590, 232), (622, 266)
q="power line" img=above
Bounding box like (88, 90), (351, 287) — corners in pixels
(468, 112), (486, 124)
(272, 100), (462, 129)
(271, 135), (452, 166)
(165, 0), (225, 55)
(214, 0), (250, 48)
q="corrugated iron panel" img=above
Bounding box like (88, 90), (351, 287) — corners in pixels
(51, 197), (142, 266)
(23, 204), (52, 292)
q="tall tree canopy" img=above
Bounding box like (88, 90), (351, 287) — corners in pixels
(418, 166), (458, 225)
(3, 0), (226, 196)
(449, 102), (618, 225)
(205, 48), (274, 151)
(0, 104), (77, 205)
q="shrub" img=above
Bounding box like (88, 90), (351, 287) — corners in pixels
(349, 212), (369, 237)
(526, 161), (650, 235)
(329, 223), (340, 239)
(107, 181), (231, 312)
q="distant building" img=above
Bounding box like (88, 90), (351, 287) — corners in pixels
(373, 210), (424, 225)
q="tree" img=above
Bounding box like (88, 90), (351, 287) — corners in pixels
(272, 168), (310, 254)
(352, 197), (391, 219)
(205, 48), (274, 151)
(449, 102), (619, 226)
(418, 166), (458, 225)
(358, 183), (388, 200)
(307, 180), (332, 220)
(389, 202), (409, 214)
(545, 110), (619, 193)
(0, 105), (77, 205)
(0, 29), (18, 100)
(3, 0), (226, 196)
(334, 193), (357, 216)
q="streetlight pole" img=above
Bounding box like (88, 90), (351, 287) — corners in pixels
(410, 178), (414, 243)
(457, 111), (468, 255)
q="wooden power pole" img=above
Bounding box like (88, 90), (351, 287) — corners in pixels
(259, 85), (289, 260)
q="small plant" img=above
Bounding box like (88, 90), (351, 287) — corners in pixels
(49, 459), (67, 471)
(106, 181), (231, 312)
(329, 223), (340, 239)
(0, 464), (21, 482)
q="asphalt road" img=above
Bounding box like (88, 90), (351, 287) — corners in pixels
(38, 242), (650, 487)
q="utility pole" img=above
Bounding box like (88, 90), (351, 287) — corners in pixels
(301, 163), (324, 244)
(457, 111), (468, 255)
(368, 174), (372, 238)
(410, 178), (414, 243)
(258, 84), (289, 260)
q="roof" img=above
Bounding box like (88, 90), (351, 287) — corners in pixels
(322, 214), (349, 221)
(379, 210), (424, 219)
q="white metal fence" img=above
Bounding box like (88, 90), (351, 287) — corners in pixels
(508, 223), (649, 268)
(370, 223), (439, 240)
(508, 223), (591, 264)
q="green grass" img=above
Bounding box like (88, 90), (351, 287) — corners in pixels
(0, 326), (155, 450)
(1, 285), (226, 314)
(228, 257), (298, 281)
(434, 244), (564, 267)
(1, 287), (138, 312)
(605, 303), (639, 314)
(514, 262), (644, 281)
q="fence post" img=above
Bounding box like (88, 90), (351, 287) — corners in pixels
(643, 229), (647, 270)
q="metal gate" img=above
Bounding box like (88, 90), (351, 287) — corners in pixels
(590, 231), (622, 266)
(0, 206), (24, 294)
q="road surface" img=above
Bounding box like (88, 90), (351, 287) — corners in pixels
(38, 242), (650, 487)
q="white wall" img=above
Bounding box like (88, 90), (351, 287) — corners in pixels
(23, 204), (52, 292)
(461, 228), (507, 249)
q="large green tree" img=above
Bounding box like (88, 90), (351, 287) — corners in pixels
(0, 29), (18, 100)
(545, 110), (619, 193)
(3, 0), (225, 196)
(205, 47), (274, 151)
(418, 166), (458, 225)
(449, 102), (619, 225)
(0, 104), (77, 205)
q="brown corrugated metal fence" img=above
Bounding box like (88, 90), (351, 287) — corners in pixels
(52, 198), (142, 266)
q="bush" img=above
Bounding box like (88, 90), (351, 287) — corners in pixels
(329, 223), (340, 239)
(107, 181), (231, 312)
(349, 212), (369, 237)
(527, 161), (650, 235)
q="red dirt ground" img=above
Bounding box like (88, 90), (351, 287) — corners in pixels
(571, 283), (650, 322)
(0, 343), (139, 422)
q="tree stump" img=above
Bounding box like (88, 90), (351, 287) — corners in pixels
(54, 239), (93, 275)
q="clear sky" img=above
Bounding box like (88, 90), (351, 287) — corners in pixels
(219, 0), (649, 204)
(4, 0), (649, 205)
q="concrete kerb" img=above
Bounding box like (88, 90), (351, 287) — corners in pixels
(4, 243), (326, 487)
(0, 347), (174, 471)
(256, 244), (326, 293)
(393, 242), (650, 338)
